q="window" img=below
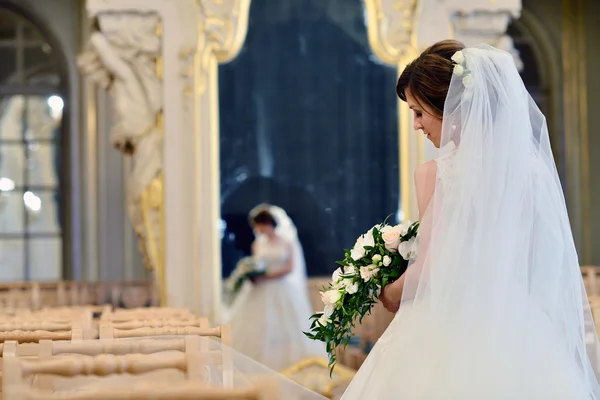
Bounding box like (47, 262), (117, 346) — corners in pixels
(0, 8), (64, 281)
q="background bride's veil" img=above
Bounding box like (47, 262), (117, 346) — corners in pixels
(401, 44), (600, 396)
(250, 203), (309, 291)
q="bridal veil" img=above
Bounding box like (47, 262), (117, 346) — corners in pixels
(396, 44), (600, 397)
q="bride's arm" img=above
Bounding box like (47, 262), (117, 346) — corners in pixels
(382, 161), (437, 307)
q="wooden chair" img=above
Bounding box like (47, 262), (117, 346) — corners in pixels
(32, 336), (206, 391)
(98, 317), (207, 340)
(3, 343), (206, 398)
(100, 308), (193, 323)
(6, 380), (279, 400)
(97, 324), (233, 386)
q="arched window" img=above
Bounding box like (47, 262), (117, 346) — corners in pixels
(0, 7), (66, 281)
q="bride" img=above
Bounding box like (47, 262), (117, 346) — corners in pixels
(342, 41), (600, 399)
(224, 204), (324, 372)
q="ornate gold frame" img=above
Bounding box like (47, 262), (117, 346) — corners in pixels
(280, 356), (356, 398)
(364, 0), (421, 222)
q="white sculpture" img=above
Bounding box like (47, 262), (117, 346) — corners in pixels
(78, 13), (163, 280)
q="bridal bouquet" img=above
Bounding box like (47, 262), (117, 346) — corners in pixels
(224, 257), (267, 298)
(304, 218), (419, 372)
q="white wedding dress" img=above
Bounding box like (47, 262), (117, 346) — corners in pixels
(225, 207), (325, 372)
(342, 45), (600, 399)
(343, 153), (593, 400)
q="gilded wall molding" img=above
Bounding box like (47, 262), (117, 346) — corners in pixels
(364, 0), (422, 222)
(364, 0), (417, 65)
(192, 0), (251, 321)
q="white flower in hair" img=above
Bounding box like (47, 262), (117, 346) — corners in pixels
(453, 64), (464, 76)
(462, 74), (474, 88)
(451, 50), (465, 65)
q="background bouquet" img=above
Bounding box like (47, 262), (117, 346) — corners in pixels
(304, 218), (419, 372)
(224, 256), (267, 301)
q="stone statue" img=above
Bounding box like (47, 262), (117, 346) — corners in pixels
(78, 13), (164, 288)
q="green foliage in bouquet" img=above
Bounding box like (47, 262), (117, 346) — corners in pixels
(225, 257), (267, 297)
(304, 217), (419, 374)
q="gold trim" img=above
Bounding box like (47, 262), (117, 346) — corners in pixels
(140, 174), (166, 307)
(398, 64), (412, 220)
(192, 0), (251, 321)
(85, 81), (99, 282)
(280, 356), (355, 398)
(363, 1), (418, 222)
(144, 19), (166, 307)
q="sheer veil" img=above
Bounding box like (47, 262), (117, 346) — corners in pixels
(251, 204), (309, 291)
(400, 45), (600, 396)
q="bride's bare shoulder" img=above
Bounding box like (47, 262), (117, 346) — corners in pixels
(414, 160), (438, 184)
(414, 161), (437, 217)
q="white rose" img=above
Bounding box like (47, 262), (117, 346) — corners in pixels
(363, 229), (375, 248)
(380, 225), (402, 252)
(350, 236), (366, 261)
(331, 267), (343, 284)
(359, 265), (379, 282)
(321, 289), (343, 307)
(372, 254), (382, 263)
(453, 64), (464, 76)
(398, 223), (409, 235)
(383, 255), (392, 267)
(344, 265), (357, 276)
(451, 50), (465, 64)
(398, 236), (418, 260)
(462, 74), (474, 88)
(317, 316), (331, 327)
(322, 304), (335, 320)
(343, 279), (359, 295)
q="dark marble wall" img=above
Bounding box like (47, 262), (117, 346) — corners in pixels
(219, 0), (399, 277)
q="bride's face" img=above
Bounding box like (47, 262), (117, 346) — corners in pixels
(406, 89), (443, 148)
(254, 223), (274, 236)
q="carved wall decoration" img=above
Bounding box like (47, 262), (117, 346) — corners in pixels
(364, 0), (417, 64)
(78, 12), (165, 303)
(79, 0), (250, 320)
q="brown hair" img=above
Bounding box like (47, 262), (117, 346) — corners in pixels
(396, 40), (465, 116)
(252, 210), (277, 227)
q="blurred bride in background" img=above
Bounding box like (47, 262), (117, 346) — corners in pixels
(224, 203), (324, 371)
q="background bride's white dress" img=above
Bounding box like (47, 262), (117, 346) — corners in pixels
(224, 206), (324, 372)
